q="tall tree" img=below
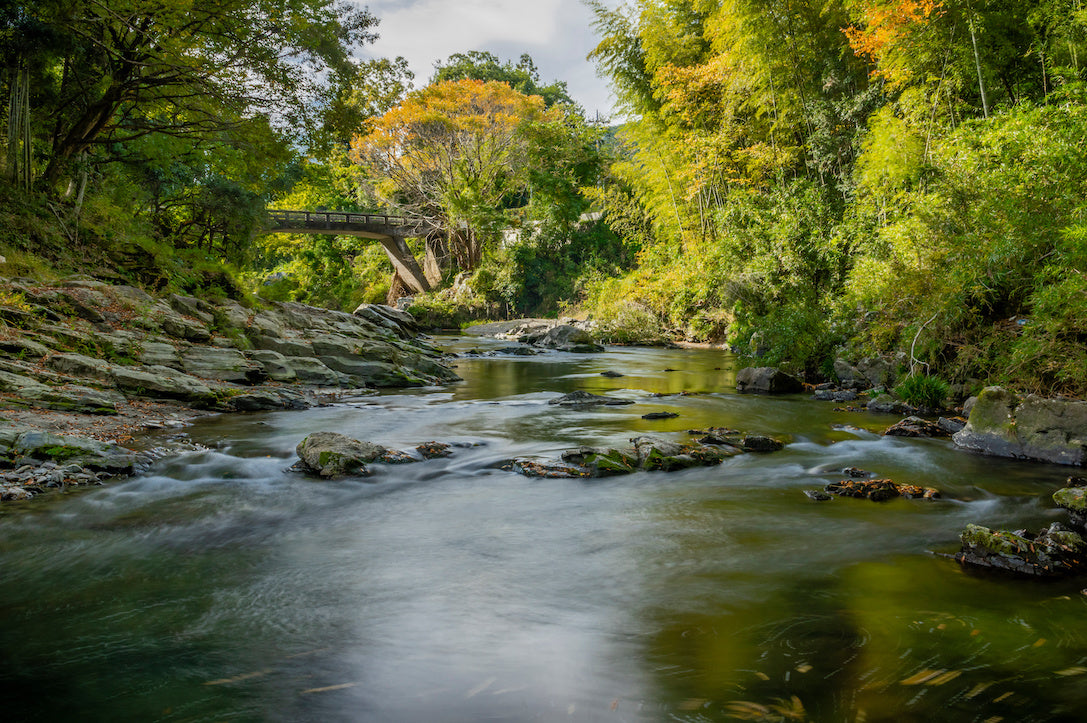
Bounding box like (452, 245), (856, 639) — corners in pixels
(0, 0), (376, 188)
(351, 79), (548, 270)
(431, 51), (574, 108)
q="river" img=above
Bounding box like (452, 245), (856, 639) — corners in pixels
(1, 337), (1085, 722)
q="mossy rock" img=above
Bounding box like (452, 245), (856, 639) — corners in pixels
(1054, 486), (1087, 515)
(956, 522), (1087, 577)
(583, 449), (637, 476)
(296, 431), (386, 478)
(954, 387), (1087, 466)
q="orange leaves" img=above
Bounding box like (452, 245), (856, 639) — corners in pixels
(843, 0), (943, 84)
(352, 79), (546, 163)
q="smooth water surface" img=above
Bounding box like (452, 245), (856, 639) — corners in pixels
(2, 338), (1085, 722)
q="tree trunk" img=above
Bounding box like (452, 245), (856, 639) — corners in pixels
(967, 3), (990, 118)
(6, 66), (32, 190)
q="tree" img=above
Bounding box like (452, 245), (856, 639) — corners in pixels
(0, 0), (376, 189)
(351, 79), (548, 270)
(431, 51), (574, 108)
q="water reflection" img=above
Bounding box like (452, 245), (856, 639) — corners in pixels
(0, 339), (1084, 721)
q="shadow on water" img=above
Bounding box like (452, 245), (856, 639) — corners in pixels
(1, 337), (1086, 721)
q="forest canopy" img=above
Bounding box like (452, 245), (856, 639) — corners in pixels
(2, 0), (1087, 395)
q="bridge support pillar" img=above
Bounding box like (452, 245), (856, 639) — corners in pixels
(377, 235), (431, 294)
(423, 234), (448, 288)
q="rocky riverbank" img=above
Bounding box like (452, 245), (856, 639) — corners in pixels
(0, 276), (460, 503)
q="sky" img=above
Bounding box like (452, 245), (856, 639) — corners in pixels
(354, 0), (622, 120)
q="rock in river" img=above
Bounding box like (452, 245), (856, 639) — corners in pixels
(953, 386), (1087, 466)
(956, 523), (1087, 577)
(735, 367), (804, 395)
(825, 478), (940, 501)
(883, 416), (952, 438)
(548, 390), (634, 408)
(295, 432), (388, 478)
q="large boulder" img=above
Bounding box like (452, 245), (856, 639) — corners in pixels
(18, 384), (121, 415)
(5, 430), (135, 474)
(46, 352), (114, 381)
(631, 435), (731, 471)
(295, 432), (387, 478)
(353, 303), (419, 339)
(280, 356), (341, 386)
(181, 347), (267, 385)
(833, 359), (866, 389)
(245, 350), (297, 382)
(953, 387), (1087, 466)
(735, 367), (804, 394)
(110, 365), (219, 406)
(857, 353), (907, 388)
(534, 325), (603, 353)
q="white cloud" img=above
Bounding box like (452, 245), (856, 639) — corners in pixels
(355, 0), (619, 118)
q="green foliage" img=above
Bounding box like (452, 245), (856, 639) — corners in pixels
(844, 100), (1087, 390)
(894, 374), (951, 409)
(431, 51), (573, 108)
(472, 220), (637, 317)
(407, 291), (497, 330)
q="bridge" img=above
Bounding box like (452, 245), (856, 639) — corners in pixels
(266, 209), (439, 294)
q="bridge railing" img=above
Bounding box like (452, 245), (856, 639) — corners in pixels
(267, 209), (417, 228)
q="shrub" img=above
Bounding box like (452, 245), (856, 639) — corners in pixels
(894, 374), (950, 409)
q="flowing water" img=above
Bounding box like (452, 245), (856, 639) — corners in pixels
(2, 337), (1086, 722)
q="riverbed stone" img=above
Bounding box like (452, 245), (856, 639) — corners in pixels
(46, 352), (115, 381)
(156, 303), (213, 343)
(252, 334), (314, 357)
(0, 337), (50, 360)
(509, 459), (591, 478)
(561, 446), (639, 476)
(632, 435), (730, 471)
(833, 359), (866, 389)
(295, 432), (387, 478)
(319, 357), (420, 387)
(813, 389), (858, 402)
(249, 310), (288, 339)
(229, 390), (289, 411)
(10, 430), (135, 474)
(281, 357), (340, 386)
(417, 442), (453, 459)
(866, 394), (911, 415)
(534, 325), (603, 353)
(549, 390), (634, 407)
(953, 387), (1087, 466)
(139, 341), (182, 368)
(181, 347), (267, 385)
(956, 522), (1087, 577)
(1054, 486), (1087, 531)
(18, 384), (121, 414)
(735, 367), (804, 394)
(883, 416), (951, 438)
(938, 416), (967, 435)
(353, 303), (419, 339)
(825, 478), (939, 501)
(168, 294), (216, 325)
(245, 350), (296, 382)
(857, 353), (907, 388)
(0, 369), (50, 394)
(741, 434), (785, 452)
(110, 365), (218, 406)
